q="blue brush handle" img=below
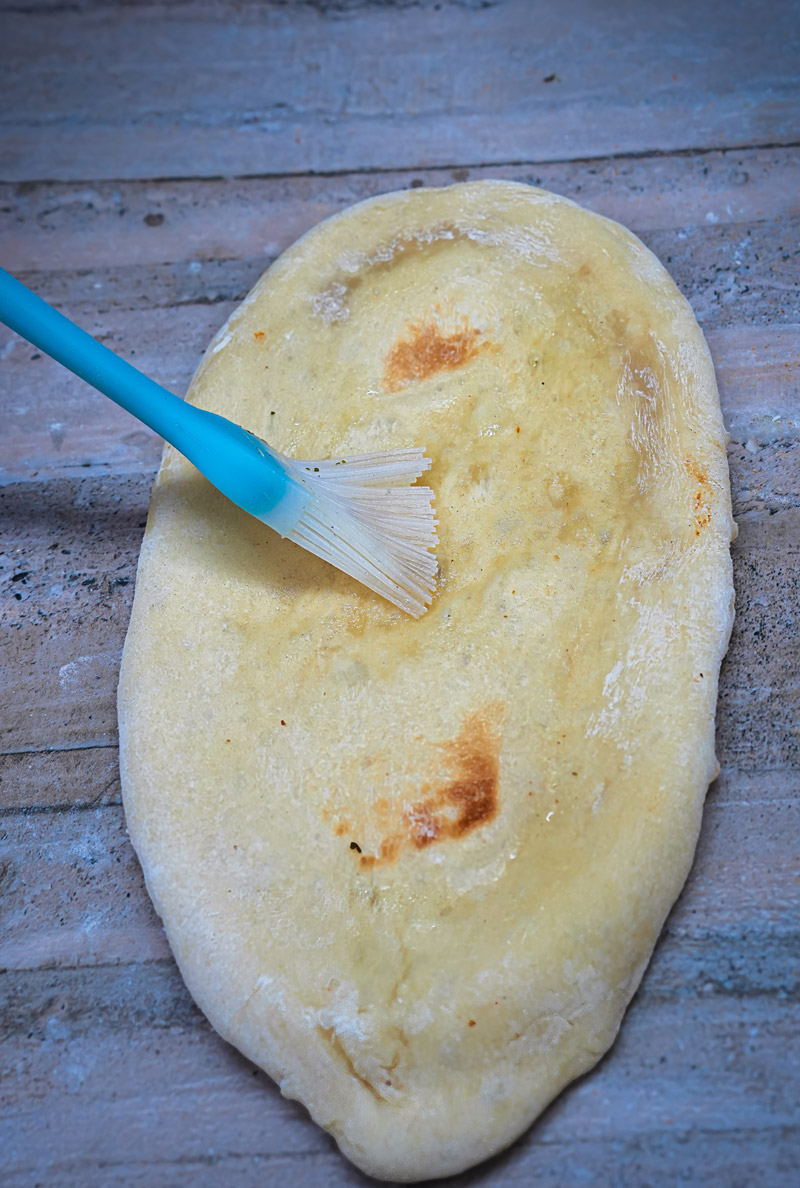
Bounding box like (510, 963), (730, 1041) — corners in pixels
(0, 265), (294, 520)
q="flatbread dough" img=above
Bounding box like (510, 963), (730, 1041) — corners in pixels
(118, 182), (735, 1181)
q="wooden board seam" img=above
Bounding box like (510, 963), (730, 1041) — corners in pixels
(8, 136), (800, 190)
(1, 739), (120, 756)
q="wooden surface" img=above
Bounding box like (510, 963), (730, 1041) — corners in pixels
(1, 1), (798, 1185)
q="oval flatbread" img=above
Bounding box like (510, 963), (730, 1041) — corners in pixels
(118, 182), (735, 1181)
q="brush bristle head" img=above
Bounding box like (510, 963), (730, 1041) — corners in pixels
(280, 448), (438, 616)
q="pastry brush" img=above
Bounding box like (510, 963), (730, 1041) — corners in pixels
(0, 267), (438, 616)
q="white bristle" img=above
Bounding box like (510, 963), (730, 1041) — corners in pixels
(279, 447), (438, 617)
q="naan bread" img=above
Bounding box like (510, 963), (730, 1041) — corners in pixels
(118, 182), (735, 1180)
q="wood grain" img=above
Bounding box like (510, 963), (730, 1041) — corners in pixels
(1, 0), (798, 1182)
(2, 0), (799, 182)
(1, 473), (144, 754)
(0, 744), (120, 810)
(3, 147), (799, 275)
(3, 990), (797, 1187)
(2, 146), (798, 481)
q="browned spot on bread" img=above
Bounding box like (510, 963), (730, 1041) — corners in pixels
(685, 457), (712, 534)
(685, 457), (708, 485)
(383, 317), (492, 392)
(359, 703), (503, 867)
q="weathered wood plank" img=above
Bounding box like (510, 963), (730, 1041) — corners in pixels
(2, 146), (798, 480)
(0, 304), (216, 480)
(0, 473), (145, 753)
(2, 147), (797, 479)
(0, 806), (170, 970)
(5, 214), (798, 340)
(4, 1132), (800, 1188)
(0, 745), (120, 811)
(1, 983), (797, 1187)
(718, 508), (800, 773)
(2, 473), (798, 765)
(706, 326), (800, 447)
(2, 1), (799, 182)
(3, 147), (798, 273)
(7, 1132), (799, 1188)
(2, 770), (797, 973)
